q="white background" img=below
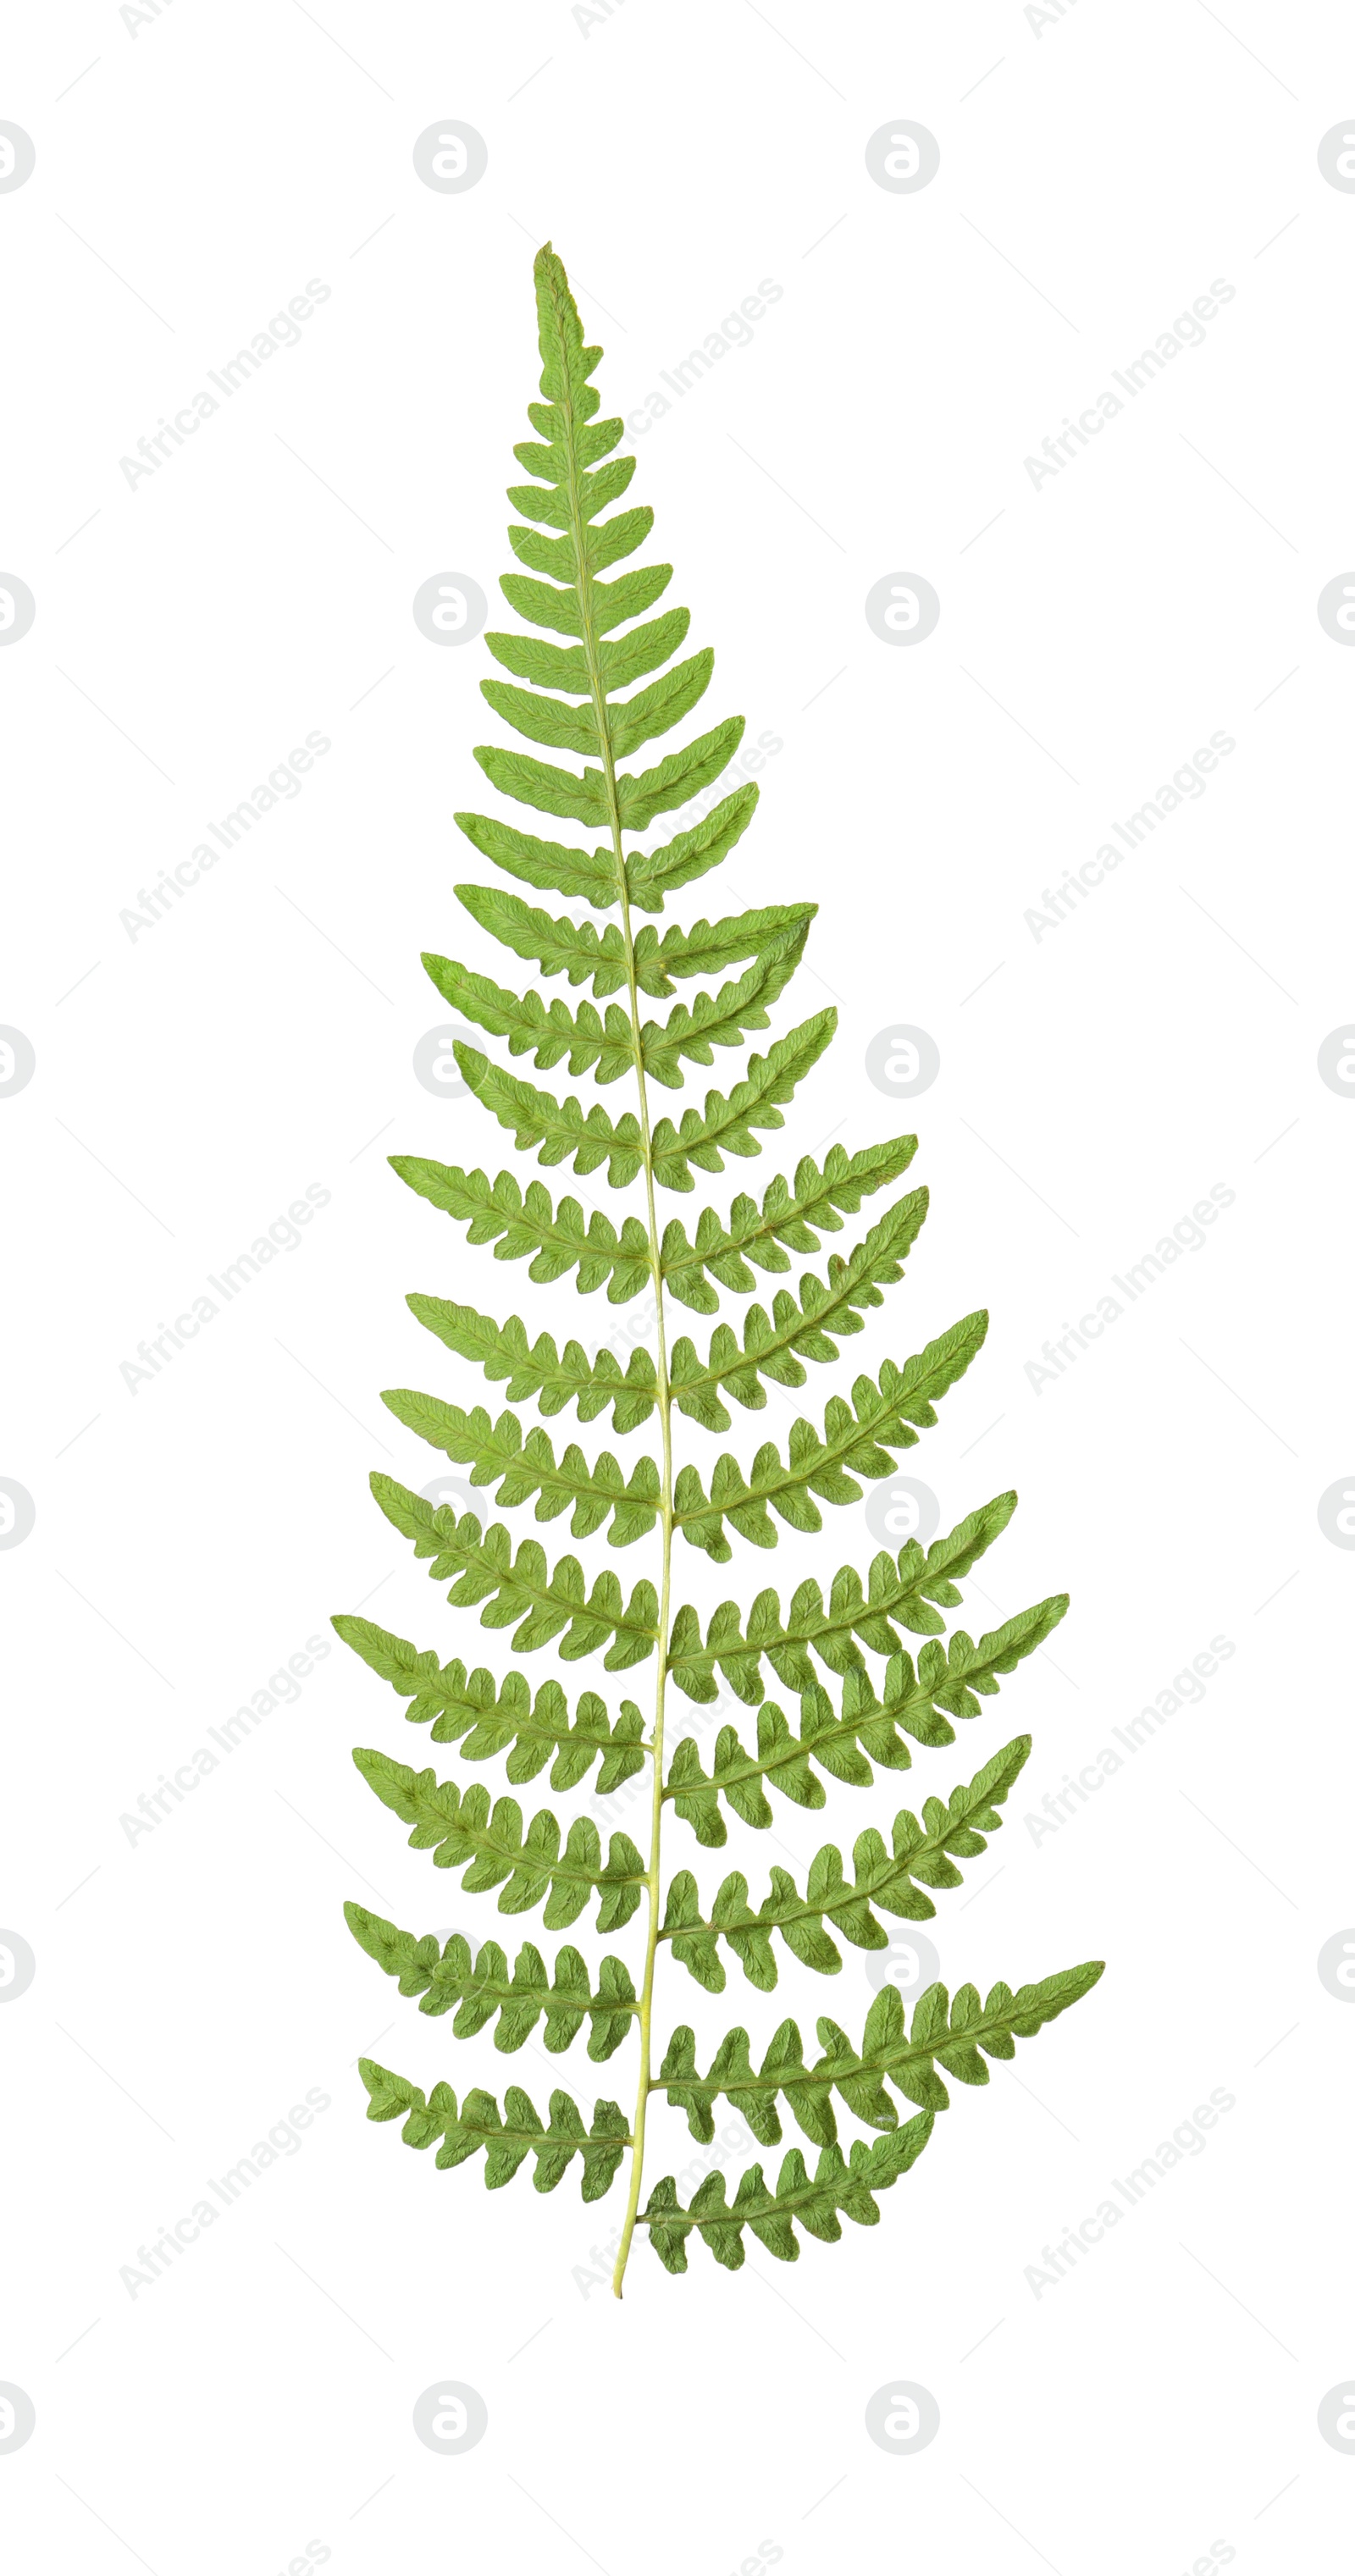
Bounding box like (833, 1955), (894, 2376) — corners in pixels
(3, 2), (1352, 2569)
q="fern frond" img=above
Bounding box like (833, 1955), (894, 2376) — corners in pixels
(641, 2117), (935, 2271)
(661, 1738), (1031, 1990)
(454, 885), (815, 1002)
(454, 809), (619, 909)
(452, 1048), (644, 1186)
(352, 1749), (646, 1929)
(670, 1317), (987, 1560)
(338, 242), (1104, 2288)
(369, 1476), (659, 1668)
(659, 1961), (1105, 2147)
(405, 1294), (657, 1430)
(389, 1158), (652, 1300)
(345, 1908), (639, 2056)
(669, 1188), (929, 1428)
(666, 1490), (1018, 1705)
(380, 1390), (662, 1545)
(625, 785), (760, 912)
(665, 1600), (1067, 1839)
(660, 1141), (920, 1312)
(331, 1614), (647, 1788)
(422, 954), (635, 1083)
(359, 2057), (628, 2197)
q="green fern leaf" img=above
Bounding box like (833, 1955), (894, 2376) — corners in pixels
(368, 1475), (659, 1668)
(359, 2057), (628, 2197)
(336, 242), (1104, 2289)
(404, 1294), (658, 1430)
(380, 1389), (662, 1545)
(670, 1317), (988, 1560)
(660, 1140), (920, 1312)
(665, 1600), (1067, 1840)
(669, 1186), (928, 1426)
(351, 1750), (646, 1930)
(389, 1158), (652, 1300)
(331, 1614), (647, 1788)
(661, 1737), (1031, 1990)
(345, 1909), (639, 2057)
(659, 1961), (1105, 2147)
(666, 1490), (1020, 1705)
(642, 2115), (935, 2271)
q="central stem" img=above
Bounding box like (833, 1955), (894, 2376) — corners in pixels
(555, 385), (673, 2298)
